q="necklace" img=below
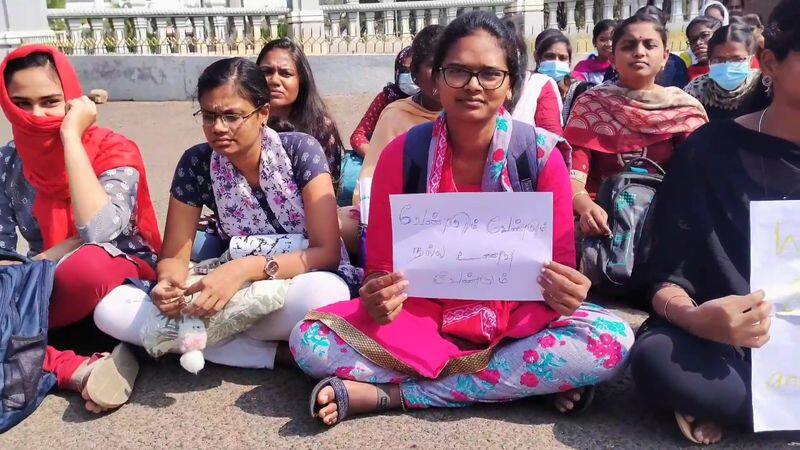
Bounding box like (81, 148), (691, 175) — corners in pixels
(758, 107), (769, 133)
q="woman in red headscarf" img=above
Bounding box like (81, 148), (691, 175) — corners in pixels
(0, 45), (162, 413)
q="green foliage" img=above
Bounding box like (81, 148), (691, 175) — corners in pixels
(46, 0), (66, 8)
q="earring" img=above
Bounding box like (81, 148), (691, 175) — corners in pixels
(432, 88), (439, 96)
(762, 75), (773, 96)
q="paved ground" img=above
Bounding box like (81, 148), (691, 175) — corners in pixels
(1, 98), (798, 448)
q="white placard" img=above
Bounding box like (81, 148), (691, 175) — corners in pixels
(390, 192), (552, 301)
(750, 200), (800, 432)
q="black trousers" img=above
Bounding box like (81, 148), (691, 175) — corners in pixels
(629, 318), (752, 427)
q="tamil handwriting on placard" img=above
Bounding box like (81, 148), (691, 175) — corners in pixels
(391, 192), (553, 301)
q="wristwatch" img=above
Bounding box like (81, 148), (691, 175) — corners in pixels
(263, 256), (280, 280)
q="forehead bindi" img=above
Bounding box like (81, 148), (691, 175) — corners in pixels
(443, 30), (508, 70)
(620, 23), (662, 43)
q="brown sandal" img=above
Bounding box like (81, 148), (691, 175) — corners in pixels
(674, 412), (702, 444)
(71, 343), (139, 409)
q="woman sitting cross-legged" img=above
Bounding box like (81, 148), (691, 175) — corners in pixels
(289, 12), (634, 427)
(629, 0), (800, 444)
(94, 58), (361, 370)
(0, 45), (163, 413)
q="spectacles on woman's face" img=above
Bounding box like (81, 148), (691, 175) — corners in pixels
(439, 66), (509, 90)
(709, 56), (750, 64)
(193, 104), (265, 129)
(687, 30), (714, 47)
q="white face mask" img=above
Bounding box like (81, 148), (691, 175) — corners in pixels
(398, 72), (420, 96)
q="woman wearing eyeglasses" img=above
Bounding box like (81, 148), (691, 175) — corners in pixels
(94, 58), (361, 371)
(685, 22), (772, 121)
(683, 15), (723, 81)
(289, 12), (633, 427)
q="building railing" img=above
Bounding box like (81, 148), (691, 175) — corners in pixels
(39, 1), (701, 56)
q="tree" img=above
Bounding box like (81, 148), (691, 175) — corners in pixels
(47, 0), (67, 8)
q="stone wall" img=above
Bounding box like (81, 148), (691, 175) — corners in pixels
(67, 54), (395, 101)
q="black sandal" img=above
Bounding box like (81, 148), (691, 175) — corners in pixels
(309, 377), (350, 425)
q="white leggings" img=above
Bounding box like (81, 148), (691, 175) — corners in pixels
(93, 271), (350, 369)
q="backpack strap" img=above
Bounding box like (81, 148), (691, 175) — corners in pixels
(507, 120), (541, 192)
(402, 121), (435, 194)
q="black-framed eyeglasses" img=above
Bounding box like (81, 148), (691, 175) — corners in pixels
(193, 104), (266, 128)
(687, 31), (714, 46)
(439, 66), (509, 90)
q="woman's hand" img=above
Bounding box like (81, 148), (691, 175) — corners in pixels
(685, 291), (772, 348)
(151, 274), (187, 318)
(60, 96), (97, 140)
(359, 272), (409, 325)
(182, 260), (249, 318)
(575, 196), (612, 237)
(538, 261), (591, 316)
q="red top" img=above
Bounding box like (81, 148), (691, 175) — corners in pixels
(366, 133), (576, 277)
(533, 81), (565, 137)
(350, 91), (392, 150)
(571, 133), (691, 195)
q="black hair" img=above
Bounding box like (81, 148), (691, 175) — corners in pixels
(637, 5), (668, 26)
(764, 0), (800, 62)
(612, 12), (669, 50)
(705, 4), (726, 18)
(197, 57), (269, 109)
(708, 23), (758, 56)
(737, 13), (763, 31)
(255, 38), (343, 154)
(432, 11), (523, 97)
(686, 15), (722, 37)
(3, 52), (57, 87)
(410, 24), (444, 76)
(593, 19), (617, 43)
(534, 29), (572, 65)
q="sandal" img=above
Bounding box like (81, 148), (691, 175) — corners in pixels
(553, 386), (596, 415)
(73, 343), (140, 409)
(309, 376), (350, 425)
(675, 412), (702, 444)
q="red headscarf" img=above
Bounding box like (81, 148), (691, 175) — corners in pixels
(0, 45), (161, 252)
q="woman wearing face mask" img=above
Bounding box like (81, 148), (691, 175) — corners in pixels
(572, 20), (616, 85)
(683, 16), (723, 80)
(256, 38), (344, 191)
(291, 12), (633, 427)
(354, 25), (444, 203)
(0, 45), (163, 413)
(510, 29), (567, 135)
(630, 1), (800, 443)
(685, 23), (771, 121)
(349, 46), (414, 158)
(94, 58), (361, 372)
(565, 13), (708, 238)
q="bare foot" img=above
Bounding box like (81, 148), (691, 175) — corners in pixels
(685, 415), (725, 445)
(315, 380), (400, 426)
(552, 387), (591, 413)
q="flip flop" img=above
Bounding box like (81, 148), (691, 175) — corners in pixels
(674, 412), (702, 444)
(553, 385), (596, 415)
(84, 343), (140, 409)
(309, 376), (350, 426)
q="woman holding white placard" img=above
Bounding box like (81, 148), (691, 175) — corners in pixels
(629, 0), (800, 444)
(289, 12), (634, 427)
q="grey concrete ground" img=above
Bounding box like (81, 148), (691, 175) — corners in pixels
(0, 99), (797, 448)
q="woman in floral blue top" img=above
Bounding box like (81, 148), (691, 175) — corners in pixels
(94, 58), (360, 370)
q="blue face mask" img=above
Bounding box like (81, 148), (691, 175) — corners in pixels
(537, 60), (571, 82)
(397, 72), (420, 96)
(709, 60), (750, 91)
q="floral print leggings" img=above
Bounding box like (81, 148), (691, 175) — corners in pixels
(289, 303), (634, 409)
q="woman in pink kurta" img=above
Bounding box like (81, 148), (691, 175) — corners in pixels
(289, 12), (634, 426)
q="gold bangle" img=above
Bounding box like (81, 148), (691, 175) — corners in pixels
(572, 190), (590, 201)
